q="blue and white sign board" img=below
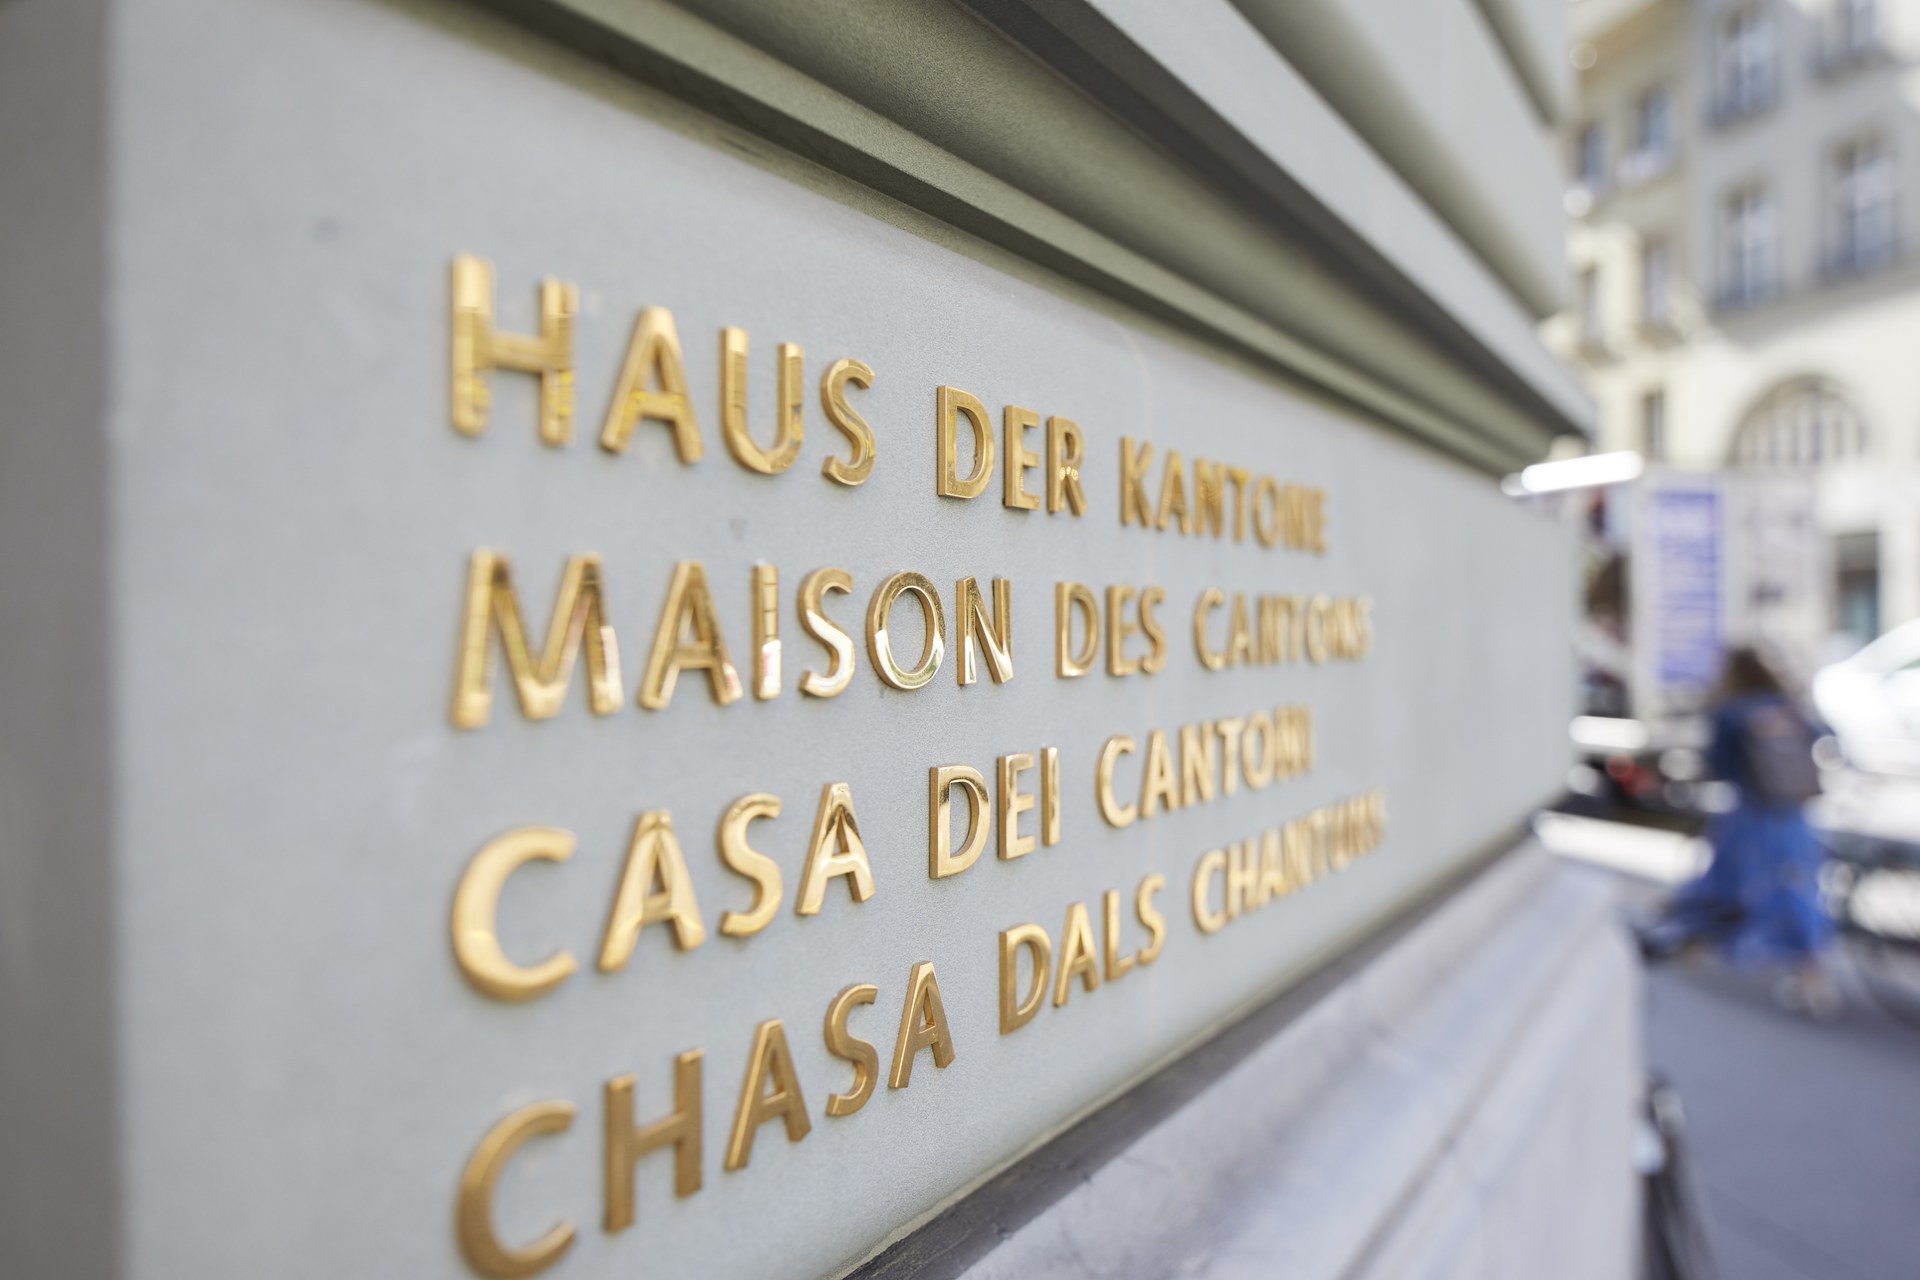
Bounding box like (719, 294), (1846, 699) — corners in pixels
(1636, 473), (1724, 716)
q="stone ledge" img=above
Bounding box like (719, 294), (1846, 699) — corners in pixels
(873, 846), (1640, 1279)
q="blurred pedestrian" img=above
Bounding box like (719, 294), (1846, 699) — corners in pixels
(1639, 648), (1836, 1014)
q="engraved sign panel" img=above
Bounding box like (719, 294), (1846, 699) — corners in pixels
(107, 2), (1572, 1276)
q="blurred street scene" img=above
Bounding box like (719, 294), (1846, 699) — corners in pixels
(1519, 3), (1920, 1275)
(1518, 0), (1920, 919)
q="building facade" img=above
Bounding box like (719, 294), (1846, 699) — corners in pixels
(1550, 0), (1920, 665)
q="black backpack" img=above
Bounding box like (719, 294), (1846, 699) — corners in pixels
(1739, 701), (1822, 805)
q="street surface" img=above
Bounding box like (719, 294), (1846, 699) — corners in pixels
(1645, 958), (1920, 1280)
(1539, 797), (1920, 1280)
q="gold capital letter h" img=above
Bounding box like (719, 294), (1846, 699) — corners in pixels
(451, 254), (578, 445)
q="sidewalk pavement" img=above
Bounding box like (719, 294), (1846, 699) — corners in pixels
(1539, 812), (1920, 1280)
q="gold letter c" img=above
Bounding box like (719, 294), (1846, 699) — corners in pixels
(456, 1101), (577, 1279)
(452, 827), (579, 1001)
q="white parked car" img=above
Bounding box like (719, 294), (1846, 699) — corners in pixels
(1813, 620), (1920, 777)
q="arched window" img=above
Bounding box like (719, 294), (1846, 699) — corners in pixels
(1727, 379), (1868, 468)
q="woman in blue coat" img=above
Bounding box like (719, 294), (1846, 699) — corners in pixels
(1643, 648), (1836, 1012)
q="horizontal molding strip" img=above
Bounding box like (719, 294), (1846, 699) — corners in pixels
(461, 0), (1583, 473)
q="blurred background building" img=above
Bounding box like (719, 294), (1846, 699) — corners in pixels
(1545, 0), (1919, 730)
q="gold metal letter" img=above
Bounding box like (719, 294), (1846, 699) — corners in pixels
(1105, 584), (1140, 676)
(1002, 405), (1041, 511)
(452, 551), (624, 729)
(997, 751), (1036, 860)
(1135, 873), (1167, 965)
(1215, 717), (1246, 795)
(929, 765), (990, 879)
(936, 386), (994, 499)
(998, 924), (1051, 1034)
(720, 328), (803, 474)
(1052, 902), (1100, 1005)
(1055, 582), (1099, 678)
(1305, 595), (1332, 663)
(823, 984), (880, 1117)
(819, 358), (876, 486)
(1047, 416), (1087, 515)
(604, 1049), (703, 1231)
(725, 1020), (810, 1171)
(599, 810), (707, 970)
(795, 782), (876, 914)
(457, 1101), (576, 1279)
(717, 794), (782, 938)
(1193, 587), (1226, 671)
(1226, 594), (1253, 667)
(639, 561), (743, 710)
(1096, 735), (1139, 828)
(1252, 475), (1281, 547)
(797, 567), (855, 698)
(1140, 586), (1168, 674)
(1191, 850), (1228, 934)
(1241, 711), (1276, 789)
(1180, 723), (1217, 809)
(598, 305), (703, 461)
(1140, 729), (1179, 818)
(752, 564), (780, 700)
(1155, 450), (1190, 533)
(451, 827), (578, 1002)
(1226, 840), (1260, 918)
(1040, 746), (1061, 846)
(1119, 437), (1153, 526)
(1192, 459), (1225, 537)
(451, 255), (575, 445)
(867, 571), (946, 691)
(889, 960), (956, 1089)
(1102, 889), (1136, 983)
(1226, 466), (1251, 540)
(955, 576), (1014, 686)
(1260, 826), (1291, 901)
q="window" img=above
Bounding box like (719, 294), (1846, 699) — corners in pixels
(1641, 390), (1667, 462)
(1729, 380), (1868, 468)
(1833, 0), (1879, 61)
(1720, 184), (1778, 307)
(1641, 238), (1674, 325)
(1573, 123), (1607, 195)
(1578, 265), (1603, 346)
(1635, 87), (1666, 164)
(1715, 6), (1777, 122)
(1822, 0), (1884, 74)
(1828, 137), (1895, 275)
(1623, 87), (1674, 181)
(1834, 531), (1880, 645)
